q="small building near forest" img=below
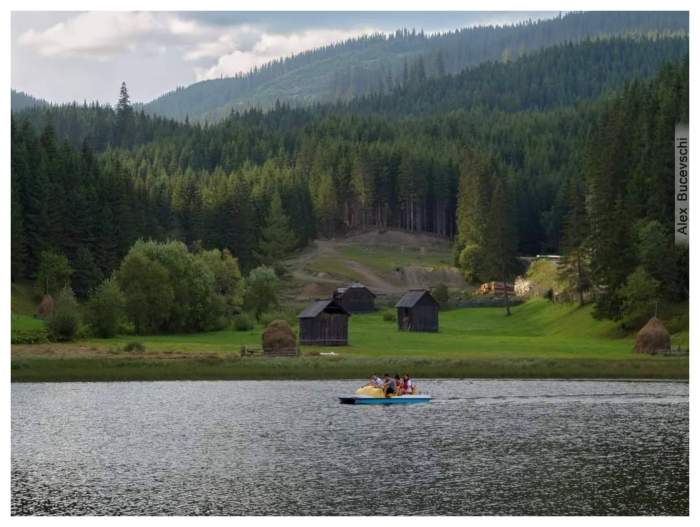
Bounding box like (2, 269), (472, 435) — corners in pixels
(396, 289), (439, 332)
(333, 283), (376, 313)
(298, 299), (351, 346)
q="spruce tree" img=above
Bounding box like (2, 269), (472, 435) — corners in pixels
(116, 82), (134, 147)
(558, 176), (591, 306)
(256, 192), (298, 266)
(72, 247), (104, 299)
(482, 177), (518, 315)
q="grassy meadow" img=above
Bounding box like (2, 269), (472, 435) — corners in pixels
(11, 299), (688, 382)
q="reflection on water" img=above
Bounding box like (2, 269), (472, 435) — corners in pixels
(12, 379), (688, 515)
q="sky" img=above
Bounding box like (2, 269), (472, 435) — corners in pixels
(11, 11), (559, 105)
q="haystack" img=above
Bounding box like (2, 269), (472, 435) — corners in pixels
(37, 294), (55, 319)
(634, 316), (671, 354)
(262, 320), (298, 356)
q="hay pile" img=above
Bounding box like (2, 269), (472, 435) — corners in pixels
(262, 320), (298, 356)
(635, 316), (671, 354)
(37, 294), (55, 319)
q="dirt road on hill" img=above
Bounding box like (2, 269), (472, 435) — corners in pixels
(286, 229), (465, 300)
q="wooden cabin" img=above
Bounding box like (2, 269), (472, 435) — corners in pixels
(298, 299), (351, 346)
(333, 283), (376, 313)
(396, 289), (439, 332)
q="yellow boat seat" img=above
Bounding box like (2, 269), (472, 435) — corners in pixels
(355, 386), (384, 397)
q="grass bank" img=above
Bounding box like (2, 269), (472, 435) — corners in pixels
(11, 300), (688, 382)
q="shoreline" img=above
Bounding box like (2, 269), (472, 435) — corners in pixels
(11, 355), (688, 383)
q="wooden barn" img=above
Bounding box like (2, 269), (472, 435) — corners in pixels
(298, 299), (351, 346)
(333, 283), (376, 313)
(396, 289), (439, 332)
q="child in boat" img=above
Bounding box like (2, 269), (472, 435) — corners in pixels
(371, 375), (384, 388)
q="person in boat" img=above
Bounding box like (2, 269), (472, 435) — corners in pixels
(395, 374), (404, 395)
(404, 374), (415, 395)
(383, 373), (396, 397)
(371, 375), (384, 388)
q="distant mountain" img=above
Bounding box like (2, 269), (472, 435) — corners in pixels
(11, 90), (49, 112)
(144, 11), (688, 122)
(345, 35), (689, 116)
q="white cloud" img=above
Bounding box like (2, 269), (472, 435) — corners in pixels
(18, 12), (167, 59)
(16, 11), (380, 87)
(195, 27), (379, 81)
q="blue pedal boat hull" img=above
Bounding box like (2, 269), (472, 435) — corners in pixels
(339, 395), (431, 405)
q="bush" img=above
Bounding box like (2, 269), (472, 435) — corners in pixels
(116, 240), (226, 334)
(433, 283), (449, 308)
(244, 266), (279, 320)
(85, 278), (125, 338)
(196, 248), (244, 317)
(11, 328), (48, 344)
(123, 341), (145, 352)
(621, 266), (661, 329)
(232, 312), (255, 331)
(46, 287), (81, 341)
(382, 310), (396, 322)
(458, 244), (485, 283)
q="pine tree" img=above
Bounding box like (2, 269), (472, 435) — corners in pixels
(256, 192), (298, 266)
(482, 177), (518, 315)
(455, 148), (492, 281)
(11, 174), (27, 280)
(558, 176), (591, 306)
(116, 82), (134, 147)
(72, 247), (104, 299)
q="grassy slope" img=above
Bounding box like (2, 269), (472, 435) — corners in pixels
(11, 281), (38, 316)
(10, 281), (47, 342)
(11, 299), (688, 382)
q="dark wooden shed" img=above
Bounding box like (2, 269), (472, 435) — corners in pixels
(333, 283), (376, 313)
(396, 289), (439, 332)
(298, 299), (351, 346)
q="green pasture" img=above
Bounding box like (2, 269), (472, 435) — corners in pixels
(11, 299), (688, 381)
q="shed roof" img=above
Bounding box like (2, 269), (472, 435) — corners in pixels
(298, 299), (351, 319)
(334, 282), (376, 297)
(395, 289), (436, 308)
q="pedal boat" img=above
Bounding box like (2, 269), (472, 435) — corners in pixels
(339, 385), (431, 405)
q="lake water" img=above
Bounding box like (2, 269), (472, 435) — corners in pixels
(12, 379), (688, 516)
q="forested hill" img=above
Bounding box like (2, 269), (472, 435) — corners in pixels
(345, 36), (689, 116)
(10, 90), (49, 112)
(143, 11), (688, 122)
(11, 33), (688, 326)
(13, 35), (689, 153)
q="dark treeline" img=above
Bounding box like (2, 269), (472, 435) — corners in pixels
(345, 36), (688, 116)
(569, 62), (689, 322)
(11, 38), (689, 323)
(143, 11), (689, 122)
(452, 59), (689, 324)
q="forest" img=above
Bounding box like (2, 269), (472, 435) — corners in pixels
(141, 11), (689, 122)
(10, 23), (689, 336)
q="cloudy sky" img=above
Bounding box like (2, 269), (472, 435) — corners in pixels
(12, 11), (558, 105)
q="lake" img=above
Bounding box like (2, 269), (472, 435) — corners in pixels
(11, 379), (688, 515)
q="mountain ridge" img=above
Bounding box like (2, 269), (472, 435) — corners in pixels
(143, 11), (688, 122)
